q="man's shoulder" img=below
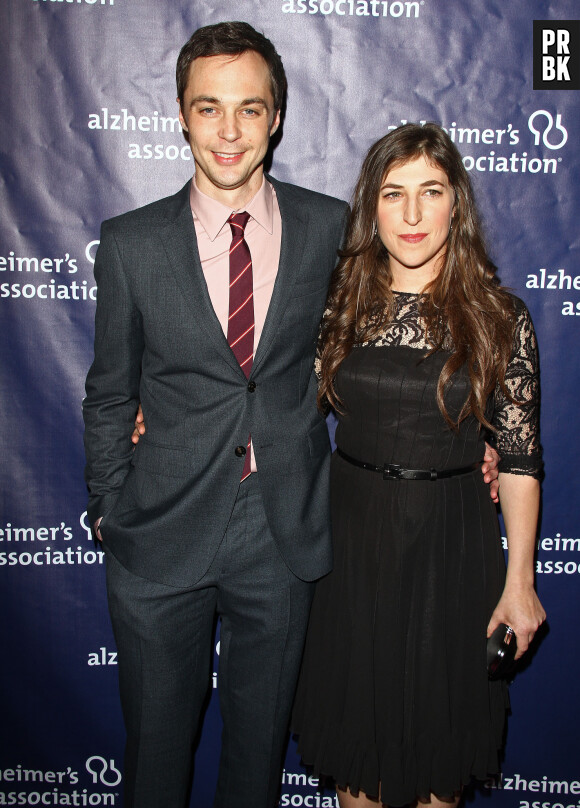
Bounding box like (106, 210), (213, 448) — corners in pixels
(101, 181), (190, 235)
(268, 175), (348, 215)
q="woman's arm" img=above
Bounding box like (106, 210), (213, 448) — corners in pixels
(487, 472), (546, 659)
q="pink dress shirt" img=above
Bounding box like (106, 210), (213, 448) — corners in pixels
(189, 176), (282, 472)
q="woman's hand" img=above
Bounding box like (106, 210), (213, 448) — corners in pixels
(488, 472), (546, 660)
(132, 404), (146, 444)
(487, 582), (546, 659)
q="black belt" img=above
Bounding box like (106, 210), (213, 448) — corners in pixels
(337, 448), (481, 481)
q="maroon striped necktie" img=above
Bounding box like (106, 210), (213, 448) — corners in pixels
(227, 211), (254, 480)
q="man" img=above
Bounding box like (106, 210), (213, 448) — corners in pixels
(83, 21), (349, 808)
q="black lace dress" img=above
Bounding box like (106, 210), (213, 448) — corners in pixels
(291, 292), (542, 806)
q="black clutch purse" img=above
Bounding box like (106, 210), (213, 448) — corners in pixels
(487, 623), (517, 679)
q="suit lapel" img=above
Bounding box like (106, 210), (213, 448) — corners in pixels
(252, 179), (308, 374)
(158, 182), (242, 375)
(158, 177), (310, 378)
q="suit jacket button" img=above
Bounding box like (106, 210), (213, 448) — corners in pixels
(247, 381), (256, 392)
(235, 445), (246, 457)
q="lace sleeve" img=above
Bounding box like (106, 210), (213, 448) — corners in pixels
(315, 307), (332, 382)
(492, 297), (542, 479)
(314, 353), (322, 381)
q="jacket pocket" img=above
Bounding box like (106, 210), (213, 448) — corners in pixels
(131, 439), (197, 478)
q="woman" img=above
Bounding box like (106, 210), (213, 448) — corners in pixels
(291, 123), (545, 808)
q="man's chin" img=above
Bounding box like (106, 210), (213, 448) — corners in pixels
(196, 165), (264, 199)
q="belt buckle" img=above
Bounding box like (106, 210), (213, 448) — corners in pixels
(383, 463), (403, 480)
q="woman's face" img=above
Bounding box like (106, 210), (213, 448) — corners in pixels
(376, 155), (455, 291)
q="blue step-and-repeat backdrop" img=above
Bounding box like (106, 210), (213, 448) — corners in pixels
(1, 1), (578, 805)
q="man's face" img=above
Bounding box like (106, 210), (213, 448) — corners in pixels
(178, 50), (280, 207)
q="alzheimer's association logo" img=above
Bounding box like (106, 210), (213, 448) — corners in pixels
(86, 756), (122, 787)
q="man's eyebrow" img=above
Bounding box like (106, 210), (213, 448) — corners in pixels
(189, 95), (269, 107)
(189, 95), (220, 107)
(239, 97), (269, 106)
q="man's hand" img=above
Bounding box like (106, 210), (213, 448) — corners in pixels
(482, 442), (500, 503)
(132, 404), (146, 445)
(97, 403), (145, 539)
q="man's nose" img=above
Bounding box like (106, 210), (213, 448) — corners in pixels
(219, 112), (241, 142)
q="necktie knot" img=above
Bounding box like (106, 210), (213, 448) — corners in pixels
(228, 211), (251, 236)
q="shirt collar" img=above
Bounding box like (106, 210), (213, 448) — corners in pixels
(189, 175), (274, 241)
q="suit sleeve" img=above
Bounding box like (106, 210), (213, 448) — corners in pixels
(83, 220), (144, 528)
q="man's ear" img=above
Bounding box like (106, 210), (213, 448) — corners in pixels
(270, 108), (281, 137)
(178, 98), (188, 133)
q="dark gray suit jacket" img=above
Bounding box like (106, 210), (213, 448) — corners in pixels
(83, 176), (348, 588)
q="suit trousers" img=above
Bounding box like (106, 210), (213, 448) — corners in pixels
(105, 473), (315, 808)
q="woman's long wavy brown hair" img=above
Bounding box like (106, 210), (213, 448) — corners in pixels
(318, 123), (516, 430)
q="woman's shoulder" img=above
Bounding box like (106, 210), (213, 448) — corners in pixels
(503, 291), (528, 312)
(498, 290), (535, 330)
(496, 291), (539, 364)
